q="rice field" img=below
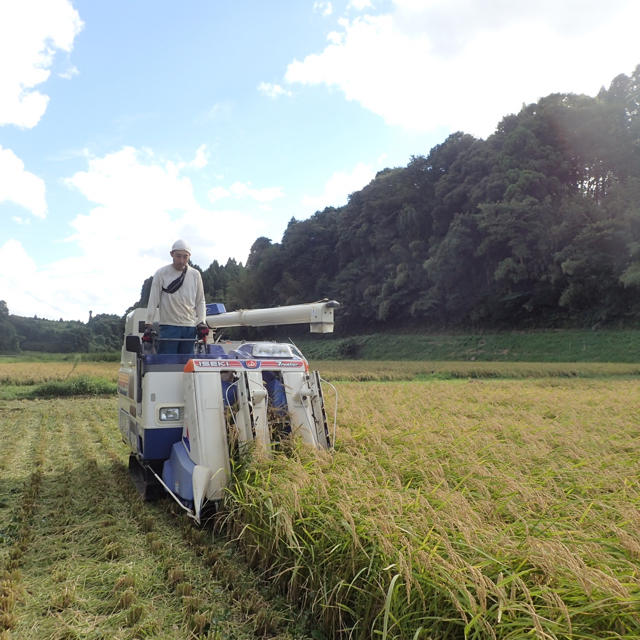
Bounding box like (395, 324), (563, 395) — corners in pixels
(226, 377), (640, 639)
(1, 360), (639, 639)
(312, 359), (640, 381)
(0, 360), (118, 385)
(3, 359), (640, 388)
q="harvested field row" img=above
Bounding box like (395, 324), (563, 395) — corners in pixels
(0, 399), (316, 640)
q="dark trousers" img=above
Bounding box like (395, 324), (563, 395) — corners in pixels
(158, 325), (196, 354)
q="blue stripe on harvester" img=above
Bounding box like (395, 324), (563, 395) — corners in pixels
(142, 427), (182, 460)
(162, 441), (196, 503)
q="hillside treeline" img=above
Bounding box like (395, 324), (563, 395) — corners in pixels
(0, 301), (124, 353)
(195, 65), (640, 331)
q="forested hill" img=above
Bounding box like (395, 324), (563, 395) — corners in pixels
(0, 302), (124, 353)
(188, 65), (640, 332)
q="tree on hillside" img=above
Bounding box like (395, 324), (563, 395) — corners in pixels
(125, 277), (153, 314)
(0, 301), (19, 352)
(10, 315), (90, 353)
(87, 313), (125, 351)
(201, 258), (248, 308)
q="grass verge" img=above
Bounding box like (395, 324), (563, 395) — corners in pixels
(0, 375), (116, 400)
(0, 351), (120, 362)
(296, 329), (640, 362)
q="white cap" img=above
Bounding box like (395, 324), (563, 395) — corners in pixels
(171, 239), (191, 254)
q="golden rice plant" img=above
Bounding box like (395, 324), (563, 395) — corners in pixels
(3, 358), (637, 388)
(312, 359), (640, 381)
(0, 361), (118, 385)
(224, 378), (640, 639)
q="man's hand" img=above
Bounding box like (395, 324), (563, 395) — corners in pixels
(142, 324), (156, 342)
(196, 323), (209, 340)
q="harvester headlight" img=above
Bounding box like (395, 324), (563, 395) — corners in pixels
(159, 406), (183, 422)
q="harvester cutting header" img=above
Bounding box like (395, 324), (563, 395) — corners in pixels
(118, 299), (340, 522)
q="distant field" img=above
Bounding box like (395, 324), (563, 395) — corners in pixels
(2, 358), (639, 390)
(0, 361), (117, 400)
(313, 359), (640, 380)
(0, 361), (118, 385)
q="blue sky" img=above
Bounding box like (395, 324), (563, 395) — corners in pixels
(1, 0), (639, 320)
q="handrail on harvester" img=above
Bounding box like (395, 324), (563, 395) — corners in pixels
(205, 299), (340, 334)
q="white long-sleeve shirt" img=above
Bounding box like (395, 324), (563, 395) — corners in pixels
(146, 264), (206, 326)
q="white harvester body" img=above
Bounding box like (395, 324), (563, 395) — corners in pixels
(118, 300), (338, 522)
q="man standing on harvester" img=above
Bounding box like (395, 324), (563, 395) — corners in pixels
(144, 239), (207, 354)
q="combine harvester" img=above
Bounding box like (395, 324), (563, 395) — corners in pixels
(118, 300), (339, 522)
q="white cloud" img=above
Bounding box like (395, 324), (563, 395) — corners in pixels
(347, 0), (373, 10)
(65, 146), (196, 218)
(0, 239), (35, 267)
(174, 144), (209, 171)
(0, 238), (160, 321)
(58, 65), (79, 80)
(204, 102), (233, 121)
(230, 182), (284, 203)
(285, 0), (640, 138)
(313, 1), (333, 16)
(208, 186), (231, 202)
(0, 239), (50, 315)
(0, 146), (266, 320)
(302, 162), (375, 213)
(65, 147), (262, 262)
(0, 145), (47, 217)
(0, 0), (83, 128)
(190, 144), (209, 169)
(257, 82), (292, 98)
(208, 181), (284, 204)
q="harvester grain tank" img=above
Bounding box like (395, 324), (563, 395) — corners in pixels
(118, 300), (339, 522)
